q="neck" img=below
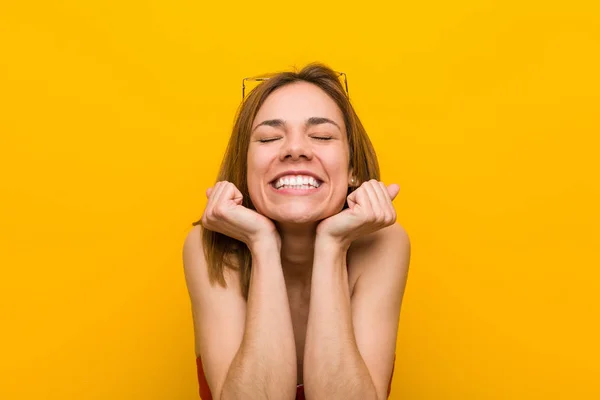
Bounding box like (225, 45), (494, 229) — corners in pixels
(275, 221), (319, 288)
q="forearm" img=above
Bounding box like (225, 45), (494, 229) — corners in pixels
(221, 239), (297, 400)
(303, 238), (377, 400)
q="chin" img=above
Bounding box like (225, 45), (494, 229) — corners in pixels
(268, 208), (318, 223)
(274, 215), (319, 224)
(259, 207), (322, 225)
(255, 200), (344, 224)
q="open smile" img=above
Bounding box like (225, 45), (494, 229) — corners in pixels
(269, 182), (323, 195)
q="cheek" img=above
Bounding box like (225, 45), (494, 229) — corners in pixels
(246, 150), (268, 181)
(320, 144), (349, 167)
(248, 146), (273, 167)
(246, 152), (270, 206)
(246, 172), (263, 205)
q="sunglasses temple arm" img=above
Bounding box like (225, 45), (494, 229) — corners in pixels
(241, 74), (347, 99)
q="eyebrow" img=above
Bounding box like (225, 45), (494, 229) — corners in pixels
(252, 117), (342, 133)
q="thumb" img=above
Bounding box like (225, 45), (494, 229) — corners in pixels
(387, 184), (400, 201)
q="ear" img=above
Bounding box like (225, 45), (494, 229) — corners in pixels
(348, 168), (358, 187)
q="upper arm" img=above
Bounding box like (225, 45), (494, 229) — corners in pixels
(349, 223), (411, 399)
(182, 225), (247, 399)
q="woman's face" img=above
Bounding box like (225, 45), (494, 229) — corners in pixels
(247, 81), (352, 225)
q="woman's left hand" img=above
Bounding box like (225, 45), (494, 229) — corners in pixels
(316, 179), (400, 249)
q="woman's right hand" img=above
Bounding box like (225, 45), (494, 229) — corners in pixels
(201, 181), (280, 249)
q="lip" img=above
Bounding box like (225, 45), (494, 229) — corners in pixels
(269, 170), (324, 184)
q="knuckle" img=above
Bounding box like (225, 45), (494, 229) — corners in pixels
(213, 206), (225, 218)
(386, 213), (395, 224)
(368, 212), (378, 223)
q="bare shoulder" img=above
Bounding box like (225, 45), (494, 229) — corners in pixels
(182, 226), (245, 314)
(350, 222), (410, 249)
(182, 225), (246, 397)
(347, 223), (411, 289)
(182, 225), (241, 291)
(347, 223), (411, 399)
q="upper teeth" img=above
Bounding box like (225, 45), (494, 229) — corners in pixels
(274, 175), (321, 189)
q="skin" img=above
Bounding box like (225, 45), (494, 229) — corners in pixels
(246, 81), (403, 394)
(196, 80), (408, 399)
(246, 81), (354, 289)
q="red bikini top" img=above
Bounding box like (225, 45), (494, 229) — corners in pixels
(196, 354), (395, 399)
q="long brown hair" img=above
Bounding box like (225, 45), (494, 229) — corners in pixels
(192, 62), (380, 300)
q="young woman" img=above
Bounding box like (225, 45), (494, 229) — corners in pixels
(183, 63), (411, 400)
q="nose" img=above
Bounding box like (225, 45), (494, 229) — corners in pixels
(279, 131), (313, 161)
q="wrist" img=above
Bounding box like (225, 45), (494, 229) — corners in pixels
(248, 234), (281, 256)
(315, 234), (351, 254)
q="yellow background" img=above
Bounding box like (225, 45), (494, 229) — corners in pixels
(1, 0), (598, 398)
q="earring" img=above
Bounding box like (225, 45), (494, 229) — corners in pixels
(349, 176), (357, 186)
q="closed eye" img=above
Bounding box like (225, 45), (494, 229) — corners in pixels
(258, 137), (281, 143)
(258, 136), (332, 143)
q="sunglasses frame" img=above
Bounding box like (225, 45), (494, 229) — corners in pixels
(242, 71), (349, 100)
